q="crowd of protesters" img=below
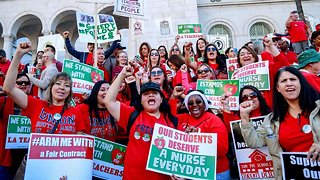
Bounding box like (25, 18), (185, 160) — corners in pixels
(0, 10), (320, 180)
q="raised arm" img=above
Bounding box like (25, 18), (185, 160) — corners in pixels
(62, 31), (84, 62)
(184, 42), (197, 71)
(104, 66), (133, 120)
(3, 43), (30, 109)
(285, 13), (292, 29)
(104, 40), (120, 59)
(28, 67), (58, 89)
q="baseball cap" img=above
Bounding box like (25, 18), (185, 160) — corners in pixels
(140, 82), (161, 94)
(0, 49), (6, 57)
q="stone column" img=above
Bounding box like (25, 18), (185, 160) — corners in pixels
(2, 35), (14, 60)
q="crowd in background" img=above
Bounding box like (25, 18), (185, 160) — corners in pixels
(0, 10), (320, 180)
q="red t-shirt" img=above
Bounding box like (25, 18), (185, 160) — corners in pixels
(172, 69), (192, 88)
(0, 60), (11, 85)
(77, 104), (117, 141)
(0, 97), (14, 167)
(300, 71), (320, 93)
(279, 113), (313, 152)
(98, 64), (110, 82)
(118, 103), (173, 180)
(280, 51), (298, 64)
(23, 96), (86, 134)
(288, 21), (308, 43)
(86, 53), (94, 66)
(176, 112), (229, 173)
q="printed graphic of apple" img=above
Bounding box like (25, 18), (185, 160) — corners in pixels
(91, 71), (102, 83)
(228, 65), (235, 72)
(111, 147), (125, 165)
(154, 137), (166, 150)
(224, 83), (237, 96)
(193, 26), (201, 33)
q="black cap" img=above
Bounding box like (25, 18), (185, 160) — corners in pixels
(116, 43), (126, 50)
(0, 49), (6, 57)
(140, 82), (161, 94)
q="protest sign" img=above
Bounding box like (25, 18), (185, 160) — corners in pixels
(280, 152), (320, 179)
(25, 133), (94, 180)
(93, 137), (126, 179)
(37, 34), (65, 62)
(63, 59), (103, 94)
(5, 115), (31, 149)
(177, 24), (203, 39)
(196, 79), (240, 110)
(114, 0), (144, 17)
(76, 12), (120, 43)
(226, 57), (239, 79)
(131, 18), (144, 36)
(230, 117), (274, 179)
(146, 123), (217, 180)
(231, 61), (270, 90)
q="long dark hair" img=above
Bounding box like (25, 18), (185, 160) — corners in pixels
(150, 66), (173, 97)
(167, 54), (185, 71)
(237, 46), (259, 67)
(83, 80), (117, 131)
(139, 42), (151, 59)
(239, 85), (271, 115)
(272, 66), (319, 122)
(135, 91), (178, 128)
(203, 43), (227, 73)
(158, 45), (168, 60)
(196, 38), (207, 59)
(147, 49), (160, 72)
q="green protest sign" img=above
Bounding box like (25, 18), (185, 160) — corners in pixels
(76, 12), (120, 43)
(197, 79), (240, 110)
(63, 59), (104, 94)
(146, 123), (217, 180)
(231, 61), (270, 90)
(6, 115), (31, 149)
(93, 137), (126, 179)
(177, 24), (203, 39)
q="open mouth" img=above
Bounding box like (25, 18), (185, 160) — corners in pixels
(286, 88), (295, 92)
(148, 99), (156, 105)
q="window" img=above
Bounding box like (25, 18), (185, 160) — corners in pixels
(250, 22), (272, 41)
(208, 24), (233, 50)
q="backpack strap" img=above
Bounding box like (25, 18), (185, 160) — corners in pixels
(0, 96), (7, 118)
(126, 110), (140, 136)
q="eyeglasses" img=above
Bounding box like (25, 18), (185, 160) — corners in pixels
(187, 99), (203, 106)
(197, 68), (211, 74)
(150, 70), (163, 77)
(16, 81), (30, 86)
(173, 48), (179, 51)
(207, 47), (217, 52)
(150, 52), (159, 56)
(241, 92), (258, 101)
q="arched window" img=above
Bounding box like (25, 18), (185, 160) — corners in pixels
(208, 24), (233, 50)
(249, 22), (273, 41)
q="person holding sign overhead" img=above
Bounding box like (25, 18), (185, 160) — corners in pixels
(170, 88), (230, 179)
(104, 66), (178, 180)
(3, 42), (85, 135)
(240, 66), (320, 179)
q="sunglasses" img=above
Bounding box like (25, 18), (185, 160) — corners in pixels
(173, 48), (179, 51)
(150, 52), (159, 56)
(207, 47), (217, 52)
(150, 70), (163, 77)
(197, 68), (211, 74)
(187, 99), (203, 106)
(16, 81), (30, 86)
(241, 92), (258, 101)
